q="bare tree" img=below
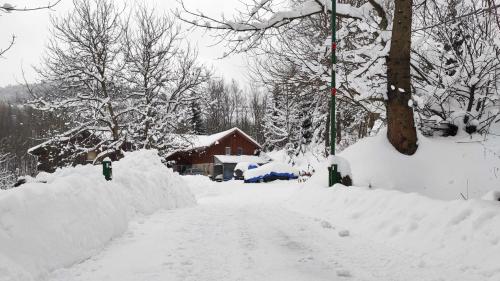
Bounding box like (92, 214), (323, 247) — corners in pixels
(32, 0), (126, 159)
(177, 0), (420, 155)
(177, 0), (500, 155)
(123, 5), (210, 149)
(0, 150), (15, 189)
(249, 85), (267, 144)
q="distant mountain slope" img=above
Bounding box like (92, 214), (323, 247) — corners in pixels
(0, 84), (30, 102)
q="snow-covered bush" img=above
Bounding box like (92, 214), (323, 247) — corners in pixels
(0, 150), (195, 281)
(413, 0), (500, 136)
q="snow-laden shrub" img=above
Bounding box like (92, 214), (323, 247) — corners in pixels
(0, 150), (196, 281)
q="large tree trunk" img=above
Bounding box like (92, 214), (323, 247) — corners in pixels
(386, 0), (418, 155)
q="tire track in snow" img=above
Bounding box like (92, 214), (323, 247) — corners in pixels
(47, 181), (487, 281)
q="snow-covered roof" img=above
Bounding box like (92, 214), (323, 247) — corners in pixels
(214, 155), (269, 164)
(186, 127), (261, 150)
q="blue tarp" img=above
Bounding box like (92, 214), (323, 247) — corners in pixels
(248, 164), (258, 170)
(244, 172), (298, 183)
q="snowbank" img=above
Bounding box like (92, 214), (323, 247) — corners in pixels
(340, 130), (500, 200)
(0, 150), (195, 281)
(328, 155), (352, 178)
(182, 175), (220, 199)
(287, 182), (500, 280)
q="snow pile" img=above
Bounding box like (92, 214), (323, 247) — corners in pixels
(182, 175), (220, 199)
(339, 130), (500, 200)
(234, 162), (258, 172)
(328, 155), (352, 178)
(244, 162), (299, 180)
(287, 183), (500, 280)
(0, 150), (195, 281)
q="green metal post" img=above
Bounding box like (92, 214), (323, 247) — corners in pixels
(329, 0), (340, 187)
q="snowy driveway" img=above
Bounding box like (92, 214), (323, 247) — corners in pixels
(48, 180), (483, 281)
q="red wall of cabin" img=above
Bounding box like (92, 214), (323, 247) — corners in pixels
(167, 131), (260, 165)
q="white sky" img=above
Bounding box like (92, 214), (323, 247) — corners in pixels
(0, 0), (249, 86)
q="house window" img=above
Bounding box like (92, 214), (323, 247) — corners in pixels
(225, 147), (231, 155)
(237, 147), (243, 155)
(86, 151), (97, 162)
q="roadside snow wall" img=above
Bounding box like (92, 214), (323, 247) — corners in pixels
(0, 150), (196, 281)
(288, 171), (500, 280)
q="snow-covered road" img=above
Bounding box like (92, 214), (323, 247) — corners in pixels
(48, 180), (483, 281)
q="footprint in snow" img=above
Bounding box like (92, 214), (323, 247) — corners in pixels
(162, 261), (174, 267)
(336, 269), (351, 277)
(338, 230), (350, 237)
(298, 256), (314, 263)
(320, 220), (334, 229)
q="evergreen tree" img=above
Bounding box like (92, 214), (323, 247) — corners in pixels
(189, 99), (205, 135)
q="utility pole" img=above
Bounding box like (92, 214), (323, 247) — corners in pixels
(328, 0), (341, 187)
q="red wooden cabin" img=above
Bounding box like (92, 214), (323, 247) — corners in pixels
(165, 127), (265, 179)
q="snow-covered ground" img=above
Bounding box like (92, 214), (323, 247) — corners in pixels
(44, 176), (499, 281)
(0, 150), (195, 281)
(270, 131), (500, 201)
(340, 131), (500, 200)
(3, 135), (500, 281)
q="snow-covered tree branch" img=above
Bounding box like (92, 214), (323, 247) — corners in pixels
(123, 5), (210, 149)
(0, 1), (61, 57)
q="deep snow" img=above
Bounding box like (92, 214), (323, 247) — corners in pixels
(0, 150), (195, 281)
(340, 131), (500, 200)
(44, 177), (500, 281)
(3, 132), (500, 281)
(289, 176), (500, 280)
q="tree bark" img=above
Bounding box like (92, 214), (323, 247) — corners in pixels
(386, 0), (418, 155)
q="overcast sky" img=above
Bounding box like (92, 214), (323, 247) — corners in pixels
(0, 0), (249, 87)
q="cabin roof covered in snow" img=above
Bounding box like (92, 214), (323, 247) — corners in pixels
(184, 127), (261, 150)
(214, 155), (269, 164)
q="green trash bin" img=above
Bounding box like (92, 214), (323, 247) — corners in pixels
(102, 157), (112, 181)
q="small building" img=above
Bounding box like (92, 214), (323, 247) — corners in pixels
(165, 127), (269, 179)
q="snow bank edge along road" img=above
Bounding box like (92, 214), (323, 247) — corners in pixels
(288, 170), (500, 280)
(0, 150), (196, 281)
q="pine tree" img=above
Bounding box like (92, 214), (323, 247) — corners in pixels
(189, 99), (205, 135)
